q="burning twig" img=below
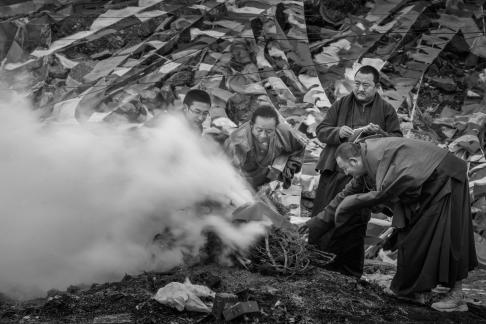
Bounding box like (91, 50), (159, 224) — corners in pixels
(250, 227), (335, 276)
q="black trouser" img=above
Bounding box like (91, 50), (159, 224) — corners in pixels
(310, 170), (369, 277)
(311, 170), (350, 217)
(308, 210), (370, 277)
(390, 153), (478, 295)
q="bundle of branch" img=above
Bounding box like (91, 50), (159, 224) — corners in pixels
(306, 244), (337, 268)
(249, 227), (335, 276)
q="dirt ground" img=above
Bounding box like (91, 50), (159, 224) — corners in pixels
(1, 263), (485, 324)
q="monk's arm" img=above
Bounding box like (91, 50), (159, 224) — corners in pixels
(382, 105), (403, 137)
(315, 177), (366, 222)
(316, 102), (342, 145)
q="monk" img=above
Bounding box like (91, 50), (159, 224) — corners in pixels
(309, 65), (402, 278)
(306, 137), (478, 311)
(224, 105), (305, 189)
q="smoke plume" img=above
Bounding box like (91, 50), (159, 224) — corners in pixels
(0, 90), (263, 299)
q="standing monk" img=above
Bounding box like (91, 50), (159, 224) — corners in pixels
(312, 65), (403, 215)
(308, 65), (402, 277)
(316, 138), (477, 311)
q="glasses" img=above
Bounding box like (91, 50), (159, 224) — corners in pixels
(354, 82), (373, 90)
(188, 106), (210, 118)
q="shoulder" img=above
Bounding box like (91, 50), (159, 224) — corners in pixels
(276, 122), (305, 148)
(276, 122), (300, 140)
(326, 94), (353, 116)
(332, 94), (353, 109)
(228, 122), (250, 141)
(275, 122), (293, 140)
(276, 121), (292, 133)
(376, 95), (397, 113)
(225, 122), (251, 151)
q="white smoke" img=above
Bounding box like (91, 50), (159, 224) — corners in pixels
(0, 91), (264, 299)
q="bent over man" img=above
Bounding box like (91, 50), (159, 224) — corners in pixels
(310, 137), (478, 312)
(224, 105), (305, 189)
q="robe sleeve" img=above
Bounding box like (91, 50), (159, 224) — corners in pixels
(277, 123), (306, 164)
(316, 101), (343, 145)
(382, 104), (403, 137)
(223, 137), (244, 169)
(335, 147), (422, 221)
(287, 131), (306, 162)
(315, 177), (367, 222)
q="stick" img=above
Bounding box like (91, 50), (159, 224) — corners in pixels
(265, 234), (278, 269)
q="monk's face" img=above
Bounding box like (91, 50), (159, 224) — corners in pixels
(353, 72), (377, 103)
(336, 156), (366, 177)
(184, 100), (210, 130)
(251, 116), (277, 150)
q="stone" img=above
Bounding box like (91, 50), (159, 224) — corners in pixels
(212, 293), (238, 320)
(223, 301), (259, 321)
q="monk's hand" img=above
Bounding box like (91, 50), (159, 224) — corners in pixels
(365, 123), (381, 133)
(339, 125), (354, 138)
(304, 216), (334, 244)
(299, 216), (323, 234)
(298, 222), (309, 234)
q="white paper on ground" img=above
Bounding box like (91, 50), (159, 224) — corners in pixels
(153, 282), (212, 313)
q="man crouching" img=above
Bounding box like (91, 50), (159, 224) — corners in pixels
(224, 105), (305, 189)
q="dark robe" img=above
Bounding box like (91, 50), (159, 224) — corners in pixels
(315, 137), (478, 294)
(309, 93), (402, 276)
(312, 92), (402, 216)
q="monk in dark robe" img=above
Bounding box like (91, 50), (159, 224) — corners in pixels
(306, 137), (477, 312)
(312, 65), (402, 217)
(224, 105), (305, 189)
(308, 66), (402, 277)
